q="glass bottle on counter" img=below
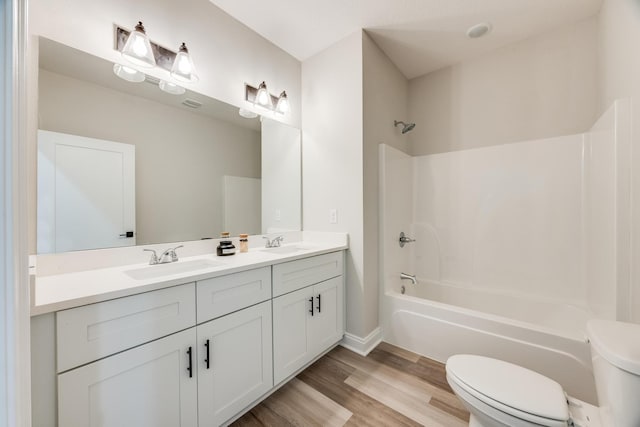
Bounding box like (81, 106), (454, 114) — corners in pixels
(239, 234), (249, 253)
(216, 232), (236, 256)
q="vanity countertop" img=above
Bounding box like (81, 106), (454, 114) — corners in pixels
(32, 237), (348, 316)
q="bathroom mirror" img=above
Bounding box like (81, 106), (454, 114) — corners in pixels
(35, 37), (301, 253)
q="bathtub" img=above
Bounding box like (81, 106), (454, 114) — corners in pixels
(381, 279), (598, 404)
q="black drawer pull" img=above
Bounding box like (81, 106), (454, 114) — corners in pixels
(316, 294), (321, 313)
(309, 297), (314, 316)
(204, 339), (210, 369)
(187, 346), (193, 378)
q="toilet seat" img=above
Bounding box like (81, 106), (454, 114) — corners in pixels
(447, 355), (569, 427)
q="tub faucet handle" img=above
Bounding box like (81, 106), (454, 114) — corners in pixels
(399, 232), (416, 248)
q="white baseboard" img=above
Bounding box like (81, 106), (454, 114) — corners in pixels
(340, 327), (382, 356)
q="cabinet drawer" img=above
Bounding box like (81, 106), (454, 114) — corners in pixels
(56, 283), (196, 373)
(272, 251), (343, 297)
(196, 267), (271, 323)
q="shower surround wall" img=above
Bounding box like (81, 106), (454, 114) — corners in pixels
(413, 134), (585, 303)
(382, 99), (630, 326)
(378, 100), (630, 401)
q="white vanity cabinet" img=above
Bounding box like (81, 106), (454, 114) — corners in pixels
(272, 253), (344, 384)
(195, 267), (273, 425)
(196, 300), (272, 426)
(55, 283), (198, 427)
(58, 328), (198, 427)
(38, 249), (346, 427)
(56, 283), (196, 373)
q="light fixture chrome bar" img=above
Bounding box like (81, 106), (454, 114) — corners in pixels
(115, 26), (177, 73)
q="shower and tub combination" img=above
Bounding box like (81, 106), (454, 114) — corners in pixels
(379, 100), (632, 404)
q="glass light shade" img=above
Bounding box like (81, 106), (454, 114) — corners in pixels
(255, 81), (272, 108)
(113, 63), (145, 83)
(159, 80), (186, 95)
(275, 91), (290, 114)
(170, 43), (199, 83)
(121, 22), (156, 68)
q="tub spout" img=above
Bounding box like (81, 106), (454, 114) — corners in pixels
(400, 273), (417, 285)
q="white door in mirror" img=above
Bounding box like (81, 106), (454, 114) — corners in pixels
(37, 130), (136, 253)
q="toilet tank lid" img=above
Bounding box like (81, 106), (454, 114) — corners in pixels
(587, 320), (640, 375)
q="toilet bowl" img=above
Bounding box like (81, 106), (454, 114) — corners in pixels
(446, 319), (640, 427)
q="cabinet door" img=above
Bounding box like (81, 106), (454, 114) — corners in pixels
(272, 286), (314, 384)
(58, 328), (197, 427)
(309, 277), (344, 355)
(197, 301), (273, 426)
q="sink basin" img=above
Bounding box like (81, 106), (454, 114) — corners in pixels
(125, 258), (225, 280)
(259, 245), (314, 255)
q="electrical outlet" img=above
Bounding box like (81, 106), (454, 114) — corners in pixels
(275, 209), (281, 221)
(329, 209), (338, 224)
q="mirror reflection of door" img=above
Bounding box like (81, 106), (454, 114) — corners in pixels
(37, 130), (136, 253)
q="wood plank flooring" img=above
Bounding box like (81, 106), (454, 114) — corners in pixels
(231, 342), (470, 426)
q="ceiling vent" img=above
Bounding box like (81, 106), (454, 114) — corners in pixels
(182, 99), (202, 109)
(144, 75), (160, 85)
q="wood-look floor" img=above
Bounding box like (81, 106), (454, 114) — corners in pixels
(232, 342), (470, 426)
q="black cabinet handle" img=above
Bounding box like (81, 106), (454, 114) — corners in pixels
(187, 346), (193, 378)
(316, 294), (322, 313)
(204, 339), (210, 369)
(309, 296), (314, 316)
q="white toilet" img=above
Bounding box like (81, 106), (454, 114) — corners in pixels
(445, 319), (640, 427)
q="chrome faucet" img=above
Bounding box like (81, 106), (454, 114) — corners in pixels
(400, 272), (417, 285)
(263, 235), (284, 248)
(143, 245), (183, 265)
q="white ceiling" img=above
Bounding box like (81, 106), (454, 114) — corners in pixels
(209, 0), (602, 79)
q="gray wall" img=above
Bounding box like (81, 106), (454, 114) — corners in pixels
(302, 32), (367, 337)
(362, 32), (410, 338)
(408, 17), (598, 156)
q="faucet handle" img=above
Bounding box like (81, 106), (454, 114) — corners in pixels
(273, 235), (284, 247)
(170, 245), (184, 262)
(143, 249), (159, 265)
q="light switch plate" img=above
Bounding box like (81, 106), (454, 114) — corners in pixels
(329, 209), (338, 224)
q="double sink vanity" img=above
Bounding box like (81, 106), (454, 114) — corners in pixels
(30, 35), (333, 427)
(30, 233), (348, 426)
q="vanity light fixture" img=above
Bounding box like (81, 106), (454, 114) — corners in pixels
(115, 25), (199, 85)
(255, 81), (272, 108)
(244, 81), (289, 115)
(159, 79), (186, 95)
(275, 91), (290, 115)
(120, 21), (156, 68)
(112, 63), (146, 83)
(170, 43), (199, 83)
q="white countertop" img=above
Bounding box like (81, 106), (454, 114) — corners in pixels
(32, 238), (348, 316)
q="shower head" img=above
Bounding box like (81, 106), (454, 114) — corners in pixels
(394, 120), (416, 134)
